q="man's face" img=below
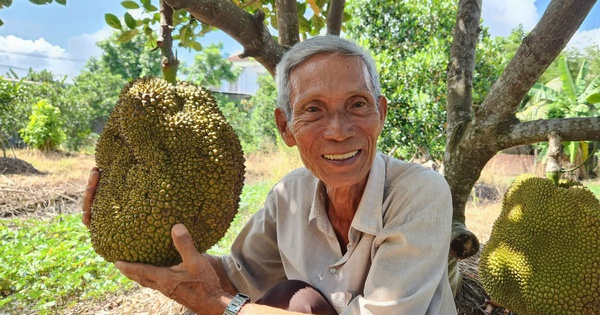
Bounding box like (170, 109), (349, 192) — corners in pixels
(275, 53), (387, 189)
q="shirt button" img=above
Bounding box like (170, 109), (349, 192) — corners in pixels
(329, 268), (336, 274)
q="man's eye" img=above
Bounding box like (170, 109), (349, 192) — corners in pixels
(306, 106), (320, 112)
(353, 101), (366, 108)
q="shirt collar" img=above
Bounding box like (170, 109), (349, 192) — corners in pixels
(351, 152), (385, 235)
(308, 153), (385, 235)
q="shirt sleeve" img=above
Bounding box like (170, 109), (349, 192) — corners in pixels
(343, 168), (457, 315)
(220, 189), (287, 301)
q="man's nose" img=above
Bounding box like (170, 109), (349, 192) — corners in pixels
(323, 111), (355, 141)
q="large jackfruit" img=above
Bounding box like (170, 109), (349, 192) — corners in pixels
(479, 174), (599, 315)
(90, 77), (245, 267)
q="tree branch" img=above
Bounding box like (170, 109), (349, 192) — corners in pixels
(479, 0), (597, 124)
(275, 0), (300, 47)
(505, 117), (600, 147)
(164, 0), (286, 75)
(326, 0), (345, 36)
(446, 0), (480, 130)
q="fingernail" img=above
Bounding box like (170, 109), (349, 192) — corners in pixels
(173, 224), (186, 236)
(114, 261), (123, 270)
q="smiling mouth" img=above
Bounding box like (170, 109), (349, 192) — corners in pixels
(323, 150), (359, 161)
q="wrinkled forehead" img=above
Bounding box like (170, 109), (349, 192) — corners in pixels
(286, 54), (379, 117)
(289, 53), (372, 88)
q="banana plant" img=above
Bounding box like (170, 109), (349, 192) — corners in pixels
(520, 56), (600, 171)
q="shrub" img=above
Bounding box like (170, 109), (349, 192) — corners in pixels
(20, 99), (66, 151)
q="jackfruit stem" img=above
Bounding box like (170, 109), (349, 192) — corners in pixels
(546, 170), (560, 187)
(162, 58), (179, 84)
(546, 131), (562, 187)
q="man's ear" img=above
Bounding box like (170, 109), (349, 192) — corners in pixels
(275, 107), (296, 147)
(377, 95), (388, 125)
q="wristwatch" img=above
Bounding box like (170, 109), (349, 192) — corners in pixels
(223, 293), (251, 315)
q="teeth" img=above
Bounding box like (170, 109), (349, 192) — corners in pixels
(324, 151), (359, 160)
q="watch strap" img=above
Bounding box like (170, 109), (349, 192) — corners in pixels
(223, 293), (251, 315)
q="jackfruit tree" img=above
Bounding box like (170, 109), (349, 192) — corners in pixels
(89, 76), (245, 266)
(479, 174), (600, 314)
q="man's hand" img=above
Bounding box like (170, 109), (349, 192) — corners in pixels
(115, 224), (231, 314)
(82, 166), (99, 228)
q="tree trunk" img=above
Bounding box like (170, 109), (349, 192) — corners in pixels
(275, 0), (300, 47)
(326, 0), (345, 36)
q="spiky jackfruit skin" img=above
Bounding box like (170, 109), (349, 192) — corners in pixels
(479, 174), (599, 315)
(90, 77), (245, 267)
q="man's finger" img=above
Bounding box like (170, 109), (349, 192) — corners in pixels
(82, 186), (96, 227)
(171, 224), (199, 263)
(115, 261), (164, 285)
(87, 167), (100, 187)
(82, 167), (100, 227)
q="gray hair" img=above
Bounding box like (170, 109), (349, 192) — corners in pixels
(275, 36), (381, 120)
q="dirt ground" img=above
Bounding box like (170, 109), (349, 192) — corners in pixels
(0, 151), (546, 314)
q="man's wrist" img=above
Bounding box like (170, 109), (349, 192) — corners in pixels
(187, 289), (230, 314)
(223, 293), (251, 315)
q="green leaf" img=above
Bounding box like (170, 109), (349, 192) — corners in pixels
(121, 0), (139, 9)
(0, 293), (14, 307)
(558, 56), (577, 103)
(116, 29), (139, 43)
(581, 74), (600, 102)
(124, 12), (137, 29)
(587, 93), (600, 104)
(105, 13), (123, 30)
(298, 16), (310, 34)
(29, 0), (52, 4)
(144, 26), (153, 35)
(574, 59), (589, 96)
(565, 141), (579, 164)
(141, 0), (158, 12)
(179, 25), (189, 47)
(0, 0), (13, 9)
(0, 18), (3, 26)
(296, 2), (306, 16)
(572, 103), (589, 113)
(192, 41), (202, 51)
(55, 0), (66, 5)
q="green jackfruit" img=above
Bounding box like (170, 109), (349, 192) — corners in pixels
(90, 77), (245, 267)
(479, 174), (599, 315)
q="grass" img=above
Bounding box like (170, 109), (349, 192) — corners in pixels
(0, 214), (133, 314)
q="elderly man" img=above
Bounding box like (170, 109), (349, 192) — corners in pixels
(83, 35), (456, 314)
